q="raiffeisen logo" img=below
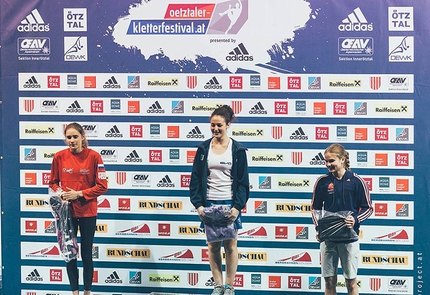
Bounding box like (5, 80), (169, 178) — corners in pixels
(126, 1), (247, 35)
(338, 7), (373, 32)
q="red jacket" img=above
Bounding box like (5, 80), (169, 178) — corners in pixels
(49, 148), (108, 217)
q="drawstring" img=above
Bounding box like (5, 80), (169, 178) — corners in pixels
(342, 178), (345, 205)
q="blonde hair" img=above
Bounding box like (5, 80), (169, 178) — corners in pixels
(325, 143), (350, 170)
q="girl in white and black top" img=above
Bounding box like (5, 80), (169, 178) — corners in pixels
(190, 105), (250, 295)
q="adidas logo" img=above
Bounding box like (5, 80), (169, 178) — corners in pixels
(23, 76), (41, 88)
(310, 152), (325, 165)
(105, 271), (122, 284)
(204, 77), (222, 89)
(147, 101), (165, 113)
(226, 43), (254, 61)
(249, 102), (267, 114)
(18, 9), (50, 32)
(105, 125), (123, 138)
(205, 277), (216, 287)
(103, 76), (121, 89)
(66, 100), (84, 113)
(187, 126), (204, 139)
(157, 175), (175, 187)
(290, 127), (308, 140)
(26, 269), (43, 281)
(338, 7), (373, 31)
(125, 150), (142, 163)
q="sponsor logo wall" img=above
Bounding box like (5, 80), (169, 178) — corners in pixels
(1, 1), (427, 294)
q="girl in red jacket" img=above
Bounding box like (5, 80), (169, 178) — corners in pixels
(49, 122), (108, 295)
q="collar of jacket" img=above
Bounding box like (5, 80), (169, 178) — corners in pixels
(197, 137), (247, 152)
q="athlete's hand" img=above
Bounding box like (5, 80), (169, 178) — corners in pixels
(345, 215), (355, 228)
(227, 207), (239, 224)
(60, 187), (82, 201)
(197, 206), (209, 223)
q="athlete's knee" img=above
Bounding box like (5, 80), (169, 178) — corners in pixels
(324, 276), (337, 290)
(345, 278), (357, 292)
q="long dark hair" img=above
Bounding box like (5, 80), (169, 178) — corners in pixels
(210, 105), (236, 124)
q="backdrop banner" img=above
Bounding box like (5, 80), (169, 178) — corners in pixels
(1, 0), (429, 294)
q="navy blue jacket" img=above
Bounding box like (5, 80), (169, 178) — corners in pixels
(189, 138), (249, 211)
(311, 170), (373, 240)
